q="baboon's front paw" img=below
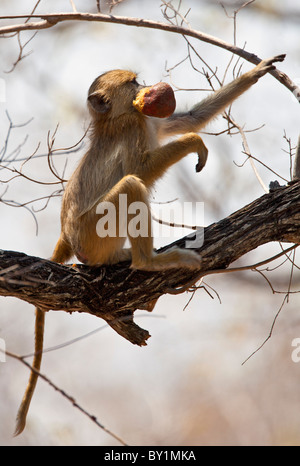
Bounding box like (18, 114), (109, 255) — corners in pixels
(255, 54), (286, 77)
(177, 250), (202, 269)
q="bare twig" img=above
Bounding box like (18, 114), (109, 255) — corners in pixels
(235, 150), (289, 184)
(5, 31), (38, 73)
(221, 0), (255, 46)
(166, 244), (299, 295)
(0, 163), (65, 186)
(0, 123), (88, 186)
(241, 294), (288, 365)
(205, 0), (300, 22)
(69, 0), (77, 13)
(242, 247), (297, 364)
(108, 0), (126, 13)
(3, 348), (128, 445)
(227, 115), (268, 192)
(161, 0), (191, 28)
(4, 0), (43, 72)
(0, 111), (33, 167)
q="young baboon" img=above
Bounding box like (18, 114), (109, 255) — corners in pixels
(15, 54), (285, 435)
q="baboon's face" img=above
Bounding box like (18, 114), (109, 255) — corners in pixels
(87, 69), (143, 119)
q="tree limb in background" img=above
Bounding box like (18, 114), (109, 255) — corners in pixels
(0, 11), (299, 99)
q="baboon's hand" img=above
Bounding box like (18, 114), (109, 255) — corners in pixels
(253, 54), (286, 78)
(195, 143), (208, 173)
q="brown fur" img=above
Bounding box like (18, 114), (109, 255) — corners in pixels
(15, 54), (285, 434)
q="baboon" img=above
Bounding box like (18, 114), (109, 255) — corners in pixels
(15, 54), (285, 434)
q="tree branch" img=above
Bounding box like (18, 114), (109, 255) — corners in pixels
(0, 12), (298, 98)
(1, 182), (300, 346)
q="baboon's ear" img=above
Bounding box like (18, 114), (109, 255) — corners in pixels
(88, 92), (111, 114)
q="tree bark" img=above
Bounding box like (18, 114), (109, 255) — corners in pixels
(1, 182), (300, 346)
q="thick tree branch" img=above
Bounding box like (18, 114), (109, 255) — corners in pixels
(0, 12), (298, 98)
(1, 182), (300, 346)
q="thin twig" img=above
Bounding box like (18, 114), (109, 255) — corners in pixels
(241, 295), (288, 365)
(228, 115), (268, 192)
(3, 348), (128, 445)
(242, 248), (296, 364)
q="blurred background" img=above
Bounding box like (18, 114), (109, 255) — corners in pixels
(0, 0), (300, 446)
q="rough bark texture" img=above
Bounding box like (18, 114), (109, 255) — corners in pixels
(1, 182), (300, 345)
